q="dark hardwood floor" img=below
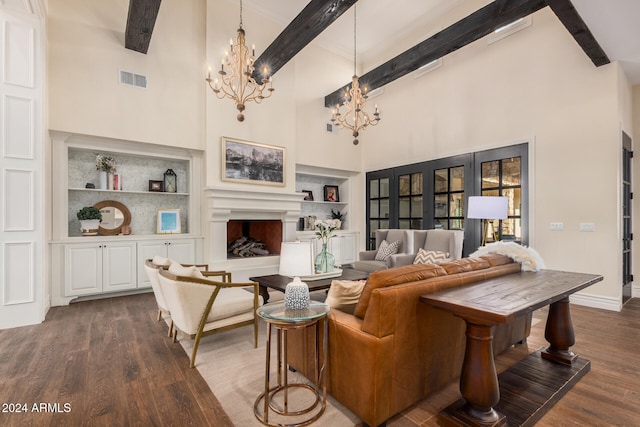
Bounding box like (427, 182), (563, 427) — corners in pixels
(0, 293), (637, 426)
(0, 293), (232, 427)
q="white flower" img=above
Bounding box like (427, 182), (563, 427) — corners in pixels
(96, 154), (117, 173)
(315, 219), (340, 243)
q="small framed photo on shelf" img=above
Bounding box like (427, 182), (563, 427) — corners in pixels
(149, 180), (164, 192)
(157, 209), (181, 234)
(324, 185), (339, 202)
(302, 190), (314, 201)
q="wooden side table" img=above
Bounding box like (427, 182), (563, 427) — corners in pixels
(254, 301), (330, 427)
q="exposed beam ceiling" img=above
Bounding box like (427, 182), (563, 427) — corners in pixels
(252, 0), (357, 80)
(325, 0), (548, 107)
(125, 0), (162, 54)
(545, 0), (609, 67)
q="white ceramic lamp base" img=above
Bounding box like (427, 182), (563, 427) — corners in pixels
(284, 277), (310, 310)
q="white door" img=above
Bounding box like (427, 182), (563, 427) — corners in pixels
(102, 242), (136, 292)
(65, 243), (102, 296)
(0, 4), (45, 328)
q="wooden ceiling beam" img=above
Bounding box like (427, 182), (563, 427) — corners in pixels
(545, 0), (610, 67)
(325, 0), (547, 107)
(125, 0), (162, 54)
(252, 0), (357, 80)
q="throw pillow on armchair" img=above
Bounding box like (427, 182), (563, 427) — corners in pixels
(375, 240), (399, 261)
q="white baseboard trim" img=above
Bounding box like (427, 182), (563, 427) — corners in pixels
(570, 293), (621, 312)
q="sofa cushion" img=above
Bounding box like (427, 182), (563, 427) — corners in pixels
(479, 253), (515, 267)
(438, 257), (491, 275)
(413, 248), (449, 264)
(168, 262), (204, 279)
(353, 263), (448, 319)
(325, 279), (367, 314)
(375, 240), (399, 261)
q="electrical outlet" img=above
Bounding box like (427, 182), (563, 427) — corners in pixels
(579, 222), (596, 232)
(550, 222), (564, 231)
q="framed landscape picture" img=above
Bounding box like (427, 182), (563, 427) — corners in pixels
(221, 137), (285, 186)
(157, 209), (181, 234)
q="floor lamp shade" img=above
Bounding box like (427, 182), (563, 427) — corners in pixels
(279, 241), (314, 310)
(467, 196), (508, 247)
(467, 196), (508, 220)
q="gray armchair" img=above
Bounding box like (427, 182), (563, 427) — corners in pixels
(393, 229), (464, 266)
(354, 229), (414, 273)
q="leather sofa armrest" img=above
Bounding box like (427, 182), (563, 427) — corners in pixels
(358, 250), (377, 261)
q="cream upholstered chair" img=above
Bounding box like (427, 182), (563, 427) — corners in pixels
(354, 229), (414, 273)
(393, 229), (464, 266)
(158, 263), (262, 368)
(144, 257), (231, 337)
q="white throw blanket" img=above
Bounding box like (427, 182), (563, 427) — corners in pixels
(470, 241), (545, 272)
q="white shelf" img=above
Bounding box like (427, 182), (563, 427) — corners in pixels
(69, 188), (189, 196)
(301, 200), (348, 206)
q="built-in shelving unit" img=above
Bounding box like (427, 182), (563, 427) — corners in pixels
(49, 131), (205, 305)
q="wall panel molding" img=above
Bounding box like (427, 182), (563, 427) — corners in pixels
(2, 18), (34, 87)
(3, 94), (33, 158)
(3, 168), (33, 230)
(3, 241), (34, 305)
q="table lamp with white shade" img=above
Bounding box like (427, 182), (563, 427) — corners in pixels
(467, 196), (509, 246)
(279, 241), (315, 310)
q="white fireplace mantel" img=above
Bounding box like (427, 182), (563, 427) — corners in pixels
(205, 186), (306, 281)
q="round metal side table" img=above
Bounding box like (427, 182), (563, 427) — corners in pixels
(254, 301), (330, 427)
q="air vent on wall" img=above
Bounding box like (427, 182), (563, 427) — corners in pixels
(119, 69), (148, 89)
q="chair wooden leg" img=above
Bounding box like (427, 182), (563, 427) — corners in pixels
(168, 320), (174, 338)
(157, 309), (162, 321)
(190, 334), (202, 368)
(253, 316), (258, 348)
(172, 329), (178, 343)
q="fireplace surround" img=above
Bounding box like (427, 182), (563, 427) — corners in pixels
(206, 187), (305, 281)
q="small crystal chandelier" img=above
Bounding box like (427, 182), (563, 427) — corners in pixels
(205, 0), (274, 122)
(330, 5), (380, 145)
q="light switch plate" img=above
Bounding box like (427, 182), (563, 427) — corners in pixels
(579, 223), (596, 232)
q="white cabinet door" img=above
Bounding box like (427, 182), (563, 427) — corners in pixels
(137, 239), (196, 288)
(334, 233), (357, 265)
(102, 242), (137, 292)
(64, 243), (102, 296)
(167, 239), (195, 264)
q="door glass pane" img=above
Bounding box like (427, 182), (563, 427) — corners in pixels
(399, 199), (410, 217)
(434, 194), (447, 217)
(503, 157), (521, 186)
(399, 219), (410, 229)
(380, 178), (389, 197)
(434, 219), (447, 229)
(370, 179), (379, 198)
(434, 169), (448, 193)
(450, 166), (464, 191)
(399, 175), (410, 196)
(412, 173), (423, 194)
(369, 221), (378, 236)
(380, 219), (389, 229)
(411, 196), (422, 217)
(380, 199), (389, 218)
(370, 200), (379, 218)
(450, 193), (464, 216)
(501, 218), (521, 241)
(451, 219), (464, 230)
(482, 161), (499, 189)
(412, 219), (423, 229)
(482, 189), (499, 197)
(502, 188), (522, 216)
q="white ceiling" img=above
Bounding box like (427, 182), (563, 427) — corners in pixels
(242, 0), (640, 85)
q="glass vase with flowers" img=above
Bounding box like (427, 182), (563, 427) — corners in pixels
(96, 154), (117, 190)
(314, 219), (341, 273)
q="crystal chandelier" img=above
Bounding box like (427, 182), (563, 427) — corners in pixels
(330, 5), (380, 145)
(205, 0), (274, 122)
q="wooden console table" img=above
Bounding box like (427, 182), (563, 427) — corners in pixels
(420, 269), (603, 426)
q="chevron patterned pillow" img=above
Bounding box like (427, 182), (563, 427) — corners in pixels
(375, 239), (399, 261)
(413, 248), (449, 264)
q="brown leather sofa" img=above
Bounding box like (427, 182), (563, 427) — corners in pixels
(288, 254), (532, 427)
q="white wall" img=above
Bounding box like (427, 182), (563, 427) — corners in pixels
(47, 0), (205, 150)
(358, 7), (628, 309)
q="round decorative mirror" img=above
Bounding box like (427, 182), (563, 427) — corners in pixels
(94, 200), (131, 236)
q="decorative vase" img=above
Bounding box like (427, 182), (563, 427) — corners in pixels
(315, 242), (335, 273)
(108, 173), (114, 190)
(284, 277), (310, 310)
(98, 171), (107, 189)
(80, 219), (100, 236)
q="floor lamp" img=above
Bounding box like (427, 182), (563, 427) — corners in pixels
(467, 196), (508, 246)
